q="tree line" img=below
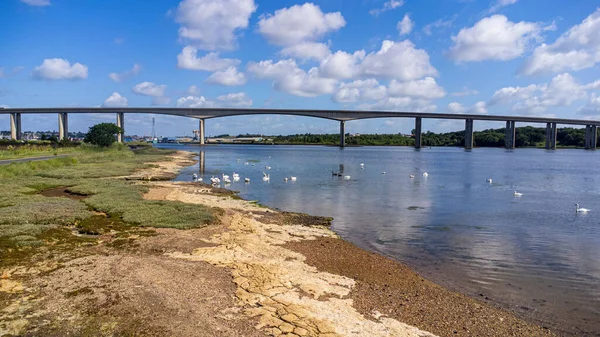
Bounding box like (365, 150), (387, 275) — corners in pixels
(267, 126), (595, 148)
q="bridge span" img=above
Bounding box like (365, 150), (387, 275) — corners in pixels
(1, 107), (599, 150)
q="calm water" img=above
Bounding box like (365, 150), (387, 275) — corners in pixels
(161, 144), (600, 335)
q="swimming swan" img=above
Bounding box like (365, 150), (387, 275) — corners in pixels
(423, 172), (429, 177)
(576, 204), (590, 213)
(513, 191), (523, 197)
(486, 178), (492, 183)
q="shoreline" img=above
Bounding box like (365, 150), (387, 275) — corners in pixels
(0, 149), (556, 336)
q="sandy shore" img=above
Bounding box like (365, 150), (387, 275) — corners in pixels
(0, 151), (555, 336)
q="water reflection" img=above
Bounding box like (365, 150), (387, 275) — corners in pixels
(166, 144), (600, 334)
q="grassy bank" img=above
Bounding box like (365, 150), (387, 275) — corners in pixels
(0, 145), (216, 268)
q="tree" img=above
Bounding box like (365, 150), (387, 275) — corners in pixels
(84, 123), (122, 147)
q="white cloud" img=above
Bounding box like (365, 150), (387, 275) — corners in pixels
(175, 0), (257, 50)
(447, 101), (487, 114)
(108, 64), (141, 82)
(397, 14), (414, 35)
(176, 95), (212, 108)
(387, 77), (446, 99)
(217, 92), (253, 107)
(521, 8), (600, 75)
(489, 73), (591, 114)
(177, 47), (240, 71)
(32, 58), (88, 80)
(488, 0), (519, 14)
(358, 97), (437, 112)
(20, 0), (50, 6)
(187, 85), (200, 95)
(578, 94), (600, 115)
(448, 15), (541, 62)
(102, 92), (128, 107)
(319, 50), (365, 79)
(132, 82), (167, 97)
(247, 59), (337, 97)
(369, 0), (404, 16)
(258, 3), (345, 46)
(205, 67), (246, 86)
(280, 42), (332, 61)
(359, 40), (438, 81)
(332, 79), (387, 103)
(423, 17), (454, 36)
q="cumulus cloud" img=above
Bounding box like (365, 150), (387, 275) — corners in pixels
(177, 96), (211, 108)
(177, 47), (240, 71)
(387, 77), (446, 99)
(332, 79), (387, 103)
(102, 92), (128, 107)
(132, 82), (167, 97)
(247, 59), (337, 97)
(358, 97), (437, 112)
(489, 73), (592, 114)
(397, 14), (414, 35)
(319, 50), (365, 79)
(521, 8), (600, 76)
(359, 40), (438, 81)
(32, 58), (88, 80)
(448, 101), (488, 114)
(280, 42), (332, 61)
(175, 0), (257, 50)
(217, 92), (253, 107)
(258, 3), (345, 46)
(20, 0), (50, 6)
(448, 15), (541, 62)
(108, 64), (141, 82)
(578, 94), (600, 115)
(369, 0), (404, 16)
(205, 67), (246, 86)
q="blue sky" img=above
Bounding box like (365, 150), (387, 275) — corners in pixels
(1, 0), (599, 137)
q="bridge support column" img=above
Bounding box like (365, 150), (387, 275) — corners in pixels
(58, 113), (69, 141)
(585, 125), (597, 150)
(199, 119), (205, 145)
(414, 117), (422, 148)
(340, 121), (346, 147)
(505, 120), (516, 149)
(10, 113), (22, 140)
(545, 122), (557, 150)
(464, 119), (473, 149)
(116, 112), (124, 143)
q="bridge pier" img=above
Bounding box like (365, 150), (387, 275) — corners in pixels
(116, 112), (124, 143)
(199, 119), (205, 145)
(340, 121), (346, 147)
(464, 119), (474, 149)
(10, 113), (22, 140)
(585, 125), (597, 150)
(545, 122), (557, 150)
(505, 120), (516, 149)
(58, 113), (69, 141)
(414, 117), (422, 148)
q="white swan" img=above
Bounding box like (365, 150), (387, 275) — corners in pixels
(265, 166), (271, 170)
(192, 173), (198, 180)
(486, 178), (492, 183)
(223, 177), (231, 184)
(423, 172), (429, 177)
(222, 174), (230, 180)
(576, 204), (590, 213)
(513, 191), (523, 197)
(244, 178), (250, 183)
(360, 163), (365, 167)
(262, 172), (270, 181)
(382, 172), (386, 175)
(290, 176), (297, 181)
(197, 177), (203, 182)
(284, 177), (289, 182)
(232, 172), (240, 178)
(409, 175), (415, 178)
(344, 175), (351, 180)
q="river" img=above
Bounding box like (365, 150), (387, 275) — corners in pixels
(159, 143), (600, 336)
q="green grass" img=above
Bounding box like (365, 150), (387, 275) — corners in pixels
(0, 144), (81, 160)
(0, 145), (215, 267)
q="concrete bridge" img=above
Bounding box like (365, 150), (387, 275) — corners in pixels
(1, 107), (599, 150)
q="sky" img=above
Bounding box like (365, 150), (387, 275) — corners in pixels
(1, 0), (600, 137)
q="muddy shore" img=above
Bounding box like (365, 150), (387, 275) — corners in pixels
(0, 151), (555, 336)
